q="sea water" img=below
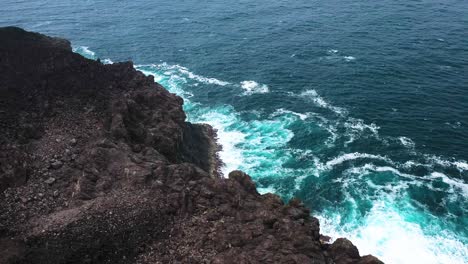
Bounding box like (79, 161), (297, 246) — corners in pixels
(2, 0), (467, 262)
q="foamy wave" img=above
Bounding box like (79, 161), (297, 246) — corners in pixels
(178, 66), (230, 86)
(257, 185), (277, 195)
(317, 201), (468, 264)
(454, 161), (468, 171)
(102, 58), (114, 64)
(344, 163), (468, 199)
(325, 153), (393, 168)
(299, 89), (346, 115)
(288, 89), (386, 147)
(240, 80), (269, 95)
(344, 164), (416, 184)
(428, 172), (468, 197)
(72, 46), (113, 65)
(72, 46), (96, 59)
(271, 108), (309, 121)
(305, 112), (339, 146)
(345, 118), (380, 135)
(320, 161), (468, 262)
(344, 118), (380, 145)
(424, 155), (468, 172)
(401, 160), (424, 169)
(194, 109), (246, 176)
(399, 136), (415, 148)
(140, 63), (230, 86)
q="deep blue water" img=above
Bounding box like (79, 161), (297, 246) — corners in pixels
(2, 0), (468, 263)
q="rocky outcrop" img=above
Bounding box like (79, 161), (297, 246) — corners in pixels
(0, 27), (382, 264)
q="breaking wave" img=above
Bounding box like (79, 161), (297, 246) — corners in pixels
(240, 80), (270, 95)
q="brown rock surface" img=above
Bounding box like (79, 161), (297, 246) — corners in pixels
(0, 27), (382, 264)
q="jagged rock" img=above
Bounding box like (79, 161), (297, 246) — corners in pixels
(358, 255), (385, 264)
(50, 160), (63, 170)
(328, 238), (361, 264)
(320, 235), (332, 243)
(228, 170), (258, 194)
(44, 177), (56, 185)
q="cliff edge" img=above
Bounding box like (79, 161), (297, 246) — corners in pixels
(0, 27), (382, 264)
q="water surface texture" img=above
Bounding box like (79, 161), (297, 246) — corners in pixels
(2, 0), (468, 263)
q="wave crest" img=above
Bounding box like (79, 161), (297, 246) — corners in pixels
(240, 80), (269, 95)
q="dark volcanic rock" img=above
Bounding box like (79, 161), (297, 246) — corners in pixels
(0, 27), (382, 264)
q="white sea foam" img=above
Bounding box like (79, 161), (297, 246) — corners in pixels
(424, 155), (468, 172)
(240, 80), (270, 95)
(141, 63), (230, 86)
(325, 153), (393, 169)
(344, 162), (468, 201)
(346, 163), (421, 186)
(344, 56), (356, 61)
(72, 46), (96, 59)
(271, 108), (309, 121)
(401, 160), (421, 168)
(454, 161), (468, 171)
(290, 89), (384, 147)
(300, 89), (327, 107)
(257, 185), (277, 195)
(305, 112), (339, 146)
(195, 109), (246, 176)
(399, 136), (415, 148)
(428, 172), (468, 197)
(343, 118), (380, 145)
(317, 200), (468, 264)
(345, 118), (380, 135)
(72, 46), (114, 65)
(102, 58), (114, 64)
(299, 89), (346, 115)
(324, 126), (338, 146)
(178, 66), (231, 86)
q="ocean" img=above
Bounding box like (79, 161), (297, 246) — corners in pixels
(1, 0), (467, 263)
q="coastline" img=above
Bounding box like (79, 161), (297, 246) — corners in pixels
(203, 124), (225, 178)
(0, 27), (383, 264)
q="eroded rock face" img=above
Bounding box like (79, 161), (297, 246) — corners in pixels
(0, 27), (382, 264)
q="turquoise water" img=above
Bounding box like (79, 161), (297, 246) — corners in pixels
(2, 1), (468, 263)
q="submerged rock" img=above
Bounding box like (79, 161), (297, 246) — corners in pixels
(0, 27), (382, 264)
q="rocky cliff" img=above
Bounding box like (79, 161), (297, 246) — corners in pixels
(0, 27), (382, 264)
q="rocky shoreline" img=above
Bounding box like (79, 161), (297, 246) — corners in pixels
(0, 27), (382, 264)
